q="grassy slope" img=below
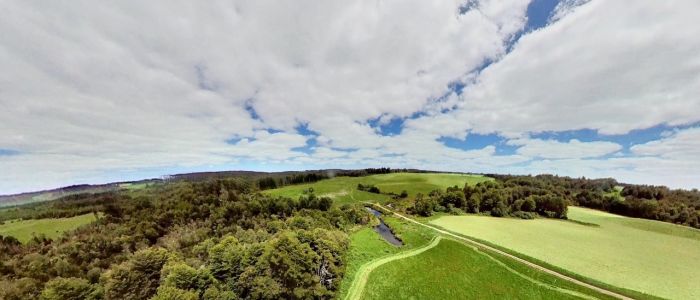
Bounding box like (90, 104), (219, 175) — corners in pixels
(362, 239), (594, 300)
(341, 214), (616, 300)
(338, 217), (435, 298)
(265, 173), (492, 206)
(0, 213), (97, 243)
(430, 207), (700, 299)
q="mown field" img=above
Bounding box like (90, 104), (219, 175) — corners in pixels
(430, 207), (700, 299)
(0, 213), (97, 243)
(265, 173), (492, 206)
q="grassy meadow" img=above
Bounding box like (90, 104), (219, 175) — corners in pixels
(338, 216), (436, 298)
(340, 209), (616, 300)
(0, 213), (97, 243)
(362, 238), (608, 300)
(265, 172), (492, 206)
(430, 207), (700, 299)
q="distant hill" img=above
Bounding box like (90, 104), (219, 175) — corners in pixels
(0, 180), (161, 208)
(0, 168), (442, 208)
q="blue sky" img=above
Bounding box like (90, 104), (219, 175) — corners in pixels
(1, 0), (699, 194)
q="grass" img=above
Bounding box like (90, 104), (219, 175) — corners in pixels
(430, 207), (700, 299)
(341, 209), (616, 300)
(338, 216), (435, 299)
(0, 213), (98, 243)
(361, 238), (598, 300)
(265, 173), (492, 206)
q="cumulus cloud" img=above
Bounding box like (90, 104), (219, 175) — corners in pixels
(1, 0), (699, 193)
(508, 138), (621, 159)
(631, 127), (700, 160)
(452, 0), (700, 135)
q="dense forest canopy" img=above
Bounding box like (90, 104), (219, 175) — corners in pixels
(0, 177), (371, 300)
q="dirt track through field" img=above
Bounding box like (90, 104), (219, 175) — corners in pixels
(344, 236), (442, 300)
(372, 203), (634, 300)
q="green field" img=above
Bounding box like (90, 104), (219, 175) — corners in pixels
(361, 238), (607, 300)
(339, 216), (436, 299)
(430, 207), (700, 299)
(340, 209), (615, 300)
(265, 173), (492, 206)
(0, 213), (98, 243)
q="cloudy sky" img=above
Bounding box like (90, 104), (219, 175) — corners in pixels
(1, 0), (699, 194)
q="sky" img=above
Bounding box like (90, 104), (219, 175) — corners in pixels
(1, 0), (700, 194)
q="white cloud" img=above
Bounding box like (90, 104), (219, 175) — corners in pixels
(453, 0), (700, 135)
(0, 0), (533, 193)
(509, 138), (621, 159)
(1, 0), (699, 193)
(631, 127), (700, 159)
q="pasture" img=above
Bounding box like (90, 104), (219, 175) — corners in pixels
(0, 213), (98, 243)
(265, 172), (492, 206)
(338, 216), (436, 299)
(430, 207), (700, 299)
(361, 238), (609, 300)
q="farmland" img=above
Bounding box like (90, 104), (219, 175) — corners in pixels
(430, 206), (700, 299)
(265, 172), (492, 206)
(0, 213), (98, 243)
(361, 238), (607, 300)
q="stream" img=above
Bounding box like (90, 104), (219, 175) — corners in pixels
(365, 207), (403, 246)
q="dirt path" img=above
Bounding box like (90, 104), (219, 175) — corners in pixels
(344, 236), (442, 300)
(372, 203), (634, 300)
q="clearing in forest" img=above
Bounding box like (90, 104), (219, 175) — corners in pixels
(0, 213), (97, 243)
(265, 172), (492, 206)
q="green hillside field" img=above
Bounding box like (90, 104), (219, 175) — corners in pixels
(0, 213), (98, 243)
(361, 238), (616, 300)
(265, 172), (492, 206)
(430, 207), (700, 299)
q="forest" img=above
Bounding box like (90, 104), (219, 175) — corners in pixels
(0, 178), (370, 300)
(406, 174), (700, 228)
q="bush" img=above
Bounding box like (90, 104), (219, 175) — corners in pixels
(511, 211), (536, 219)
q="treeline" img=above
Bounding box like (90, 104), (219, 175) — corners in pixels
(410, 178), (568, 219)
(337, 168), (426, 177)
(0, 178), (372, 300)
(0, 193), (119, 223)
(410, 174), (699, 228)
(255, 168), (423, 190)
(256, 172), (330, 190)
(577, 184), (699, 228)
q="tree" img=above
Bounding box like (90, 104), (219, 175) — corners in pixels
(439, 191), (466, 209)
(465, 194), (480, 213)
(150, 286), (198, 300)
(412, 194), (436, 216)
(40, 277), (100, 300)
(161, 262), (214, 294)
(102, 248), (170, 300)
(490, 200), (509, 217)
(207, 236), (244, 283)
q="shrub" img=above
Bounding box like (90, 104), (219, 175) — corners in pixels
(511, 211), (536, 219)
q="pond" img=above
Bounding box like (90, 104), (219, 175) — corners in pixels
(365, 207), (403, 246)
